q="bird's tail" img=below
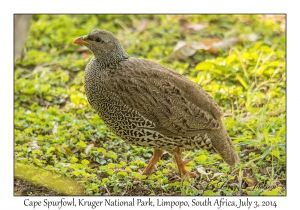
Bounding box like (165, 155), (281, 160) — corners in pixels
(210, 125), (240, 168)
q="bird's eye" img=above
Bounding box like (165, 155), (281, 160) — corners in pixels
(95, 38), (102, 42)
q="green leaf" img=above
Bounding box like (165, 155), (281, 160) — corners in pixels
(81, 159), (90, 166)
(109, 152), (118, 160)
(119, 161), (127, 166)
(45, 96), (52, 101)
(96, 158), (106, 165)
(270, 150), (280, 159)
(247, 189), (262, 196)
(70, 156), (78, 164)
(236, 75), (249, 90)
(72, 171), (81, 177)
(262, 187), (280, 196)
(97, 148), (106, 154)
(107, 163), (115, 169)
(76, 141), (87, 149)
(33, 158), (42, 166)
(203, 190), (216, 196)
(117, 171), (128, 179)
(132, 172), (141, 179)
(195, 62), (214, 71)
(107, 169), (114, 176)
(102, 178), (108, 183)
(24, 128), (33, 133)
(197, 155), (207, 164)
(260, 148), (272, 160)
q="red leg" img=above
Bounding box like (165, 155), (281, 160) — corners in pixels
(173, 148), (199, 179)
(142, 148), (164, 176)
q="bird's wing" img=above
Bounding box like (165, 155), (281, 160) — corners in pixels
(106, 58), (223, 137)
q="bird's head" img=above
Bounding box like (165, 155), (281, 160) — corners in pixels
(73, 30), (128, 64)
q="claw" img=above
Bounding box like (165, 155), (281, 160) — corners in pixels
(182, 158), (193, 166)
(182, 171), (199, 179)
(141, 171), (151, 179)
(173, 148), (198, 179)
(141, 148), (164, 178)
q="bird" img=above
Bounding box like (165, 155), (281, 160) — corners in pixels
(73, 30), (240, 178)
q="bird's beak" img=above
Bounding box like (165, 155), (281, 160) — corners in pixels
(73, 35), (89, 45)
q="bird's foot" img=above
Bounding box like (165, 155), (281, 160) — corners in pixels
(180, 158), (199, 178)
(173, 148), (199, 179)
(141, 170), (152, 179)
(180, 169), (199, 179)
(140, 148), (164, 179)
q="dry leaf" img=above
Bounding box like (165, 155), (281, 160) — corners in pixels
(239, 33), (259, 42)
(52, 121), (58, 135)
(267, 106), (285, 118)
(25, 110), (32, 115)
(238, 168), (243, 189)
(211, 172), (224, 179)
(180, 18), (206, 34)
(170, 32), (259, 60)
(205, 37), (239, 54)
(85, 144), (94, 154)
(170, 41), (210, 60)
(28, 141), (41, 150)
(241, 112), (252, 122)
(72, 148), (79, 154)
(223, 113), (233, 117)
(170, 38), (238, 60)
(243, 169), (258, 187)
(245, 176), (258, 187)
(62, 147), (72, 156)
(187, 23), (205, 32)
(198, 38), (222, 54)
(32, 65), (45, 74)
(196, 167), (210, 181)
(89, 163), (100, 169)
(135, 19), (148, 34)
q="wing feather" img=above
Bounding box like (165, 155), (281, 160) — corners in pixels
(106, 58), (223, 136)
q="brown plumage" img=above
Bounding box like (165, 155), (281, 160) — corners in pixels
(73, 30), (239, 178)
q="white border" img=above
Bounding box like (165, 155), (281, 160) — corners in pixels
(2, 1), (297, 209)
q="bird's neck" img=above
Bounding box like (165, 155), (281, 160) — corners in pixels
(96, 54), (129, 68)
(92, 45), (129, 67)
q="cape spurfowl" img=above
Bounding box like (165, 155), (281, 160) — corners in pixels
(73, 30), (239, 178)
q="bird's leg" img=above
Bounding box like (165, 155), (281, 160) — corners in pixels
(173, 148), (199, 179)
(142, 148), (164, 177)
